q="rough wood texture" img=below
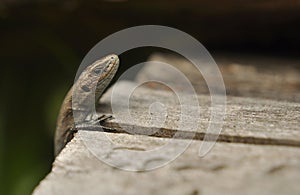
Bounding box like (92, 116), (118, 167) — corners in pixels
(33, 133), (300, 195)
(34, 81), (300, 194)
(96, 82), (300, 147)
(34, 53), (300, 194)
(137, 53), (300, 102)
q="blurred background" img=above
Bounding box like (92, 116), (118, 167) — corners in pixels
(0, 0), (299, 194)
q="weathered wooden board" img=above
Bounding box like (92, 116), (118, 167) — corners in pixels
(137, 53), (300, 102)
(34, 51), (300, 194)
(98, 82), (300, 147)
(33, 81), (300, 194)
(33, 132), (300, 195)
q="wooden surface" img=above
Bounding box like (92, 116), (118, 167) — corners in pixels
(138, 53), (300, 102)
(33, 133), (300, 195)
(34, 83), (300, 194)
(34, 54), (300, 194)
(95, 82), (300, 147)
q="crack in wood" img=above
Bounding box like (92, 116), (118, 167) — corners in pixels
(77, 121), (300, 148)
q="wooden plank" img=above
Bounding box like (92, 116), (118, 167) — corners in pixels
(33, 132), (300, 195)
(137, 53), (300, 102)
(98, 81), (300, 146)
(33, 80), (300, 194)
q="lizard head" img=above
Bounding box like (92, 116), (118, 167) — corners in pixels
(75, 54), (120, 97)
(90, 54), (119, 80)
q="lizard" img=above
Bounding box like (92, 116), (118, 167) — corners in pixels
(54, 54), (119, 156)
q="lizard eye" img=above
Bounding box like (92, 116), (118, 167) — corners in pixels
(81, 85), (90, 92)
(93, 67), (102, 74)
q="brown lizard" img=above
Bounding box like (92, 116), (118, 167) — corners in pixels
(54, 54), (119, 156)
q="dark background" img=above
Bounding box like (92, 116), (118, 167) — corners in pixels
(0, 0), (299, 194)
